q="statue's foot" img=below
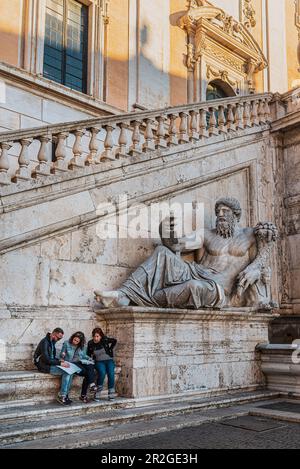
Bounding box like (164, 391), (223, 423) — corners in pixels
(94, 290), (130, 308)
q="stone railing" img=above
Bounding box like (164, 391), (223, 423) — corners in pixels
(0, 93), (273, 188)
(281, 87), (300, 114)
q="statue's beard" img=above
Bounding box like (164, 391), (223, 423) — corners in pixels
(216, 216), (236, 238)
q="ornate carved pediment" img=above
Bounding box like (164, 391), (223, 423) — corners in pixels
(179, 0), (267, 81)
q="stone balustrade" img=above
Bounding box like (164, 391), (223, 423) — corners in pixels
(0, 93), (273, 188)
(280, 87), (300, 114)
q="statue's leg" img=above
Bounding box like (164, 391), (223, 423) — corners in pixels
(95, 245), (189, 307)
(154, 279), (223, 309)
(119, 245), (191, 307)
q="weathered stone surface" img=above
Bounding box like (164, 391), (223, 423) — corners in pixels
(0, 307), (104, 371)
(97, 307), (275, 398)
(0, 252), (50, 306)
(48, 261), (131, 306)
(71, 226), (118, 265)
(0, 191), (95, 242)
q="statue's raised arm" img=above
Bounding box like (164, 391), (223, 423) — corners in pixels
(159, 212), (204, 254)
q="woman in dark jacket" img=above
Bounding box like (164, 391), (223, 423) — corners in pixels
(87, 327), (117, 400)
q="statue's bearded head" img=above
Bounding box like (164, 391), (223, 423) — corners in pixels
(215, 197), (242, 238)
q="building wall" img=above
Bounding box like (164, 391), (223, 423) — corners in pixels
(251, 0), (264, 92)
(0, 1), (298, 119)
(106, 0), (129, 110)
(266, 0), (288, 93)
(285, 0), (300, 89)
(169, 0), (188, 106)
(0, 0), (22, 68)
(137, 0), (170, 109)
(283, 128), (300, 314)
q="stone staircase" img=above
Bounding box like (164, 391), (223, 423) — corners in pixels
(0, 370), (281, 448)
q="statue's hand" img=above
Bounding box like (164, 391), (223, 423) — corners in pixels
(236, 267), (261, 293)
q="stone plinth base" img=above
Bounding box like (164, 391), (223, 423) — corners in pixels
(257, 344), (300, 396)
(96, 307), (276, 398)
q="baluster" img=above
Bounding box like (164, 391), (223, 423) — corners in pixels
(167, 114), (178, 146)
(12, 138), (32, 181)
(143, 119), (155, 152)
(116, 123), (128, 158)
(156, 116), (167, 148)
(33, 136), (51, 177)
(264, 99), (271, 123)
(226, 104), (236, 132)
(250, 100), (259, 126)
(234, 103), (244, 130)
(129, 120), (142, 156)
(258, 99), (266, 124)
(243, 101), (252, 128)
(208, 107), (218, 136)
(179, 112), (189, 143)
(0, 142), (12, 185)
(86, 127), (100, 165)
(199, 109), (208, 138)
(101, 125), (115, 161)
(218, 105), (227, 134)
(189, 110), (199, 142)
(52, 132), (69, 173)
(69, 129), (85, 169)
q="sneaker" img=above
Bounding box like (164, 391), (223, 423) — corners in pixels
(65, 395), (73, 404)
(93, 390), (102, 402)
(79, 395), (88, 404)
(108, 392), (117, 400)
(88, 383), (98, 394)
(56, 395), (71, 406)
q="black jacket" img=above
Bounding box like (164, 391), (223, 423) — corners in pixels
(33, 333), (61, 373)
(87, 336), (117, 359)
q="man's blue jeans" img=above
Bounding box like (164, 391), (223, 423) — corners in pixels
(94, 360), (115, 392)
(50, 366), (73, 397)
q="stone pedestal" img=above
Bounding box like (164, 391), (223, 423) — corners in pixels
(257, 343), (300, 396)
(96, 307), (276, 398)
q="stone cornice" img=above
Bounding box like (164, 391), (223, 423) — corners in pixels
(95, 306), (278, 322)
(271, 110), (300, 133)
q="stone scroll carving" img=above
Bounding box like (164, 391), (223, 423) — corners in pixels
(95, 197), (279, 311)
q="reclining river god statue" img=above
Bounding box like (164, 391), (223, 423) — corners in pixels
(95, 197), (278, 310)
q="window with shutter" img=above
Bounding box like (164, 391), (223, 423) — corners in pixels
(43, 0), (88, 93)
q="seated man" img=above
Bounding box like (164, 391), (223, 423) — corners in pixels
(33, 327), (73, 405)
(95, 197), (278, 310)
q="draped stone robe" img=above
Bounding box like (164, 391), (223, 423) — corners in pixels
(120, 245), (226, 309)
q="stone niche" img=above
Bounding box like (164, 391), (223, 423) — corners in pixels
(98, 307), (276, 398)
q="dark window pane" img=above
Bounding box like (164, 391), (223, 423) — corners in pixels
(43, 0), (88, 93)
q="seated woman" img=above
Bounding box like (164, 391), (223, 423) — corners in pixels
(87, 328), (117, 400)
(60, 331), (98, 403)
